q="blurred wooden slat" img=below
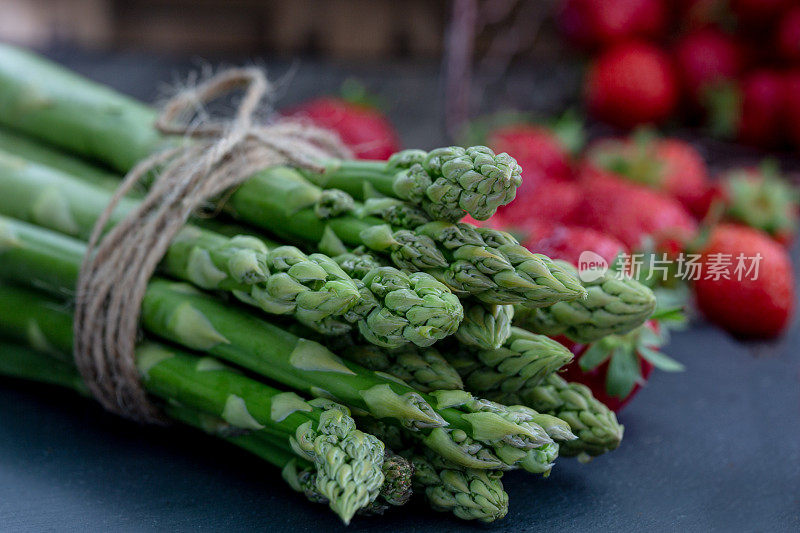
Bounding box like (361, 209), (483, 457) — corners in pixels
(0, 0), (112, 48)
(0, 0), (449, 58)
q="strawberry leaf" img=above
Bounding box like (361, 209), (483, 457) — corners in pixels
(636, 326), (663, 349)
(638, 346), (685, 372)
(549, 109), (585, 155)
(578, 342), (612, 371)
(605, 347), (640, 399)
(650, 307), (685, 323)
(340, 78), (384, 110)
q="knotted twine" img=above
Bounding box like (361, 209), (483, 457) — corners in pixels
(73, 68), (351, 423)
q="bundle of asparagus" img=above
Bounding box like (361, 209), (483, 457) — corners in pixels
(0, 44), (660, 524)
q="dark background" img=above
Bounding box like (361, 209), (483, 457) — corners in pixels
(0, 51), (798, 532)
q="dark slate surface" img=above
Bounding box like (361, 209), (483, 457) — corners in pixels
(1, 49), (799, 532)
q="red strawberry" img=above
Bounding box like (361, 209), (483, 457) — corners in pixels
(736, 71), (786, 147)
(776, 7), (800, 63)
(584, 133), (711, 216)
(557, 321), (682, 411)
(784, 71), (800, 147)
(673, 28), (743, 105)
(585, 42), (679, 129)
(573, 170), (698, 250)
(282, 97), (400, 160)
(494, 179), (583, 235)
(706, 70), (786, 147)
(524, 224), (628, 267)
(487, 124), (573, 201)
(558, 0), (667, 49)
(719, 165), (799, 246)
(693, 224), (795, 337)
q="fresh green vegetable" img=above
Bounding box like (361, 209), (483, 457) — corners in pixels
(507, 374), (624, 458)
(0, 45), (584, 308)
(406, 448), (509, 523)
(446, 328), (574, 397)
(514, 262), (656, 343)
(0, 149), (469, 347)
(0, 320), (385, 524)
(0, 217), (557, 471)
(164, 404), (413, 515)
(330, 339), (465, 393)
(303, 145), (522, 222)
(0, 46), (521, 223)
(0, 150), (368, 335)
(455, 301), (514, 350)
(355, 418), (509, 523)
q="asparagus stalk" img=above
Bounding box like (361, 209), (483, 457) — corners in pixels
(455, 301), (514, 350)
(0, 337), (412, 518)
(0, 45), (164, 172)
(0, 150), (467, 347)
(514, 262), (657, 343)
(357, 336), (623, 459)
(331, 252), (514, 352)
(164, 404), (414, 514)
(339, 266), (463, 348)
(521, 374), (625, 459)
(0, 340), (89, 393)
(0, 218), (444, 430)
(0, 46), (585, 308)
(353, 418), (509, 523)
(357, 197), (431, 229)
(326, 249), (463, 348)
(303, 145), (523, 222)
(0, 127), (124, 191)
(0, 45), (522, 223)
(0, 150), (367, 335)
(0, 320), (386, 524)
(330, 339), (465, 393)
(445, 328), (575, 397)
(406, 448), (509, 523)
(0, 218), (556, 471)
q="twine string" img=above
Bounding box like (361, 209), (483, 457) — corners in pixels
(73, 67), (350, 423)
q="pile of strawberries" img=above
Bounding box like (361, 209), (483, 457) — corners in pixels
(486, 122), (796, 340)
(562, 0), (800, 148)
(485, 122), (797, 408)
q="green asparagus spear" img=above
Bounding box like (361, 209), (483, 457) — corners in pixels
(358, 335), (623, 460)
(0, 46), (585, 308)
(514, 262), (657, 343)
(455, 301), (514, 350)
(0, 149), (469, 346)
(331, 339), (465, 393)
(164, 404), (413, 514)
(0, 127), (124, 191)
(406, 448), (509, 523)
(521, 374), (624, 458)
(326, 249), (462, 347)
(0, 150), (366, 335)
(0, 218), (445, 430)
(356, 197), (431, 229)
(0, 218), (555, 471)
(0, 45), (521, 223)
(0, 336), (412, 518)
(331, 253), (512, 351)
(353, 417), (509, 522)
(446, 328), (574, 397)
(303, 145), (522, 222)
(0, 326), (385, 524)
(0, 340), (89, 393)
